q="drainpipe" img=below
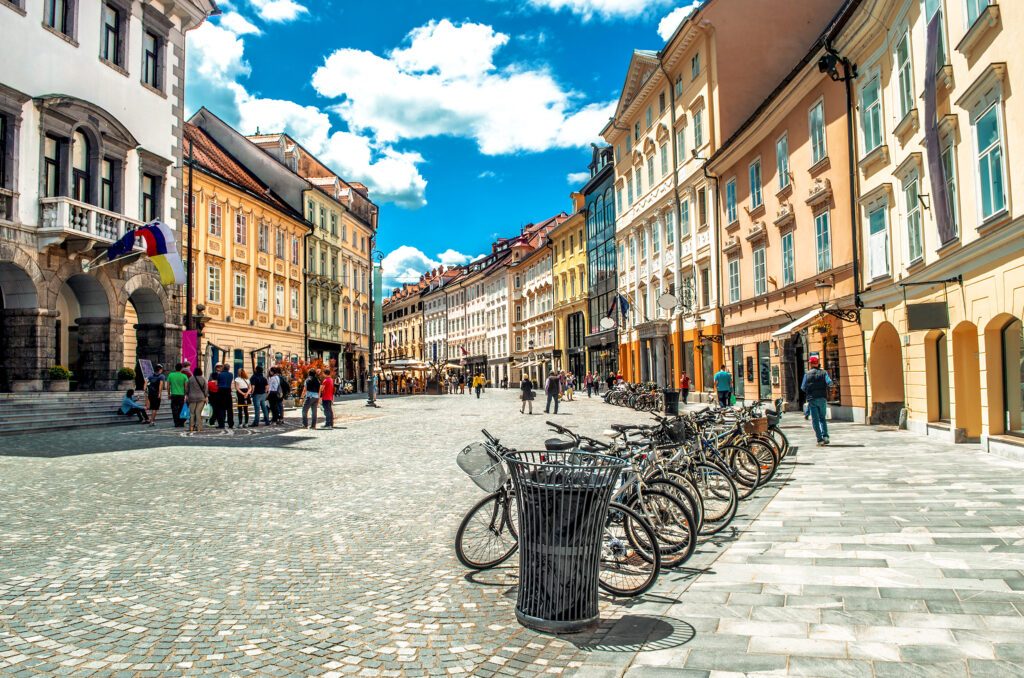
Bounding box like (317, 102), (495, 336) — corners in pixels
(703, 161), (722, 375)
(658, 57), (684, 381)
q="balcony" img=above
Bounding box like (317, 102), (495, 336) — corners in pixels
(38, 196), (142, 250)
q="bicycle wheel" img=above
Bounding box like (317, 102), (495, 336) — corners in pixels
(746, 435), (781, 484)
(455, 491), (519, 570)
(769, 425), (791, 459)
(599, 502), (661, 597)
(688, 462), (738, 536)
(720, 446), (761, 499)
(645, 475), (704, 537)
(624, 489), (696, 568)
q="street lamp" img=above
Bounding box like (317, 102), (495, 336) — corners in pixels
(694, 315), (723, 347)
(366, 248), (384, 407)
(814, 280), (861, 323)
(194, 303), (210, 372)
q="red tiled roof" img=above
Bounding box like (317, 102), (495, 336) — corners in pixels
(184, 123), (295, 216)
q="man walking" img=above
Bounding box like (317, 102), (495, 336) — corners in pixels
(250, 365), (270, 427)
(215, 363), (235, 429)
(146, 364), (166, 426)
(544, 371), (561, 415)
(801, 355), (832, 446)
(320, 368), (335, 429)
(584, 372), (594, 398)
(473, 372), (484, 398)
(267, 367), (282, 425)
(301, 369), (321, 429)
(713, 364), (732, 408)
(679, 370), (691, 405)
(167, 363), (188, 428)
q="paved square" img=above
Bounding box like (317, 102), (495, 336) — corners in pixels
(1, 390), (1023, 677)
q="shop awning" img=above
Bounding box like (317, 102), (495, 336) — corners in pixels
(771, 308), (821, 338)
(384, 359), (430, 370)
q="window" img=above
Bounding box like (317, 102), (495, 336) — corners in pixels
(290, 289), (299, 316)
(647, 156), (655, 185)
(809, 100), (826, 164)
(867, 205), (889, 279)
(691, 52), (700, 80)
(975, 100), (1006, 221)
(233, 272), (246, 307)
(776, 134), (790, 190)
(680, 200), (690, 237)
(258, 222), (269, 252)
(44, 136), (61, 198)
(753, 246), (767, 296)
(697, 187), (707, 228)
(749, 159), (763, 209)
(895, 32), (914, 120)
(814, 211), (832, 272)
(904, 173), (924, 262)
(331, 254), (338, 280)
(258, 278), (268, 312)
(675, 128), (685, 163)
(658, 92), (666, 114)
(652, 221), (660, 253)
(634, 121), (640, 141)
(635, 168), (642, 195)
(44, 0), (72, 36)
(320, 252), (327, 276)
(208, 201), (222, 236)
(275, 230), (284, 258)
(675, 75), (683, 97)
(660, 144), (669, 175)
(100, 158), (116, 211)
(861, 75), (883, 152)
(700, 267), (710, 307)
(330, 212), (337, 235)
(101, 4), (123, 66)
(781, 232), (795, 286)
(725, 179), (738, 223)
(616, 187), (623, 214)
(141, 173), (158, 221)
(626, 135), (632, 154)
(207, 265), (221, 303)
(275, 284), (284, 315)
(923, 0), (948, 67)
(626, 177), (633, 205)
(629, 237), (636, 265)
(291, 236), (299, 264)
(728, 258), (740, 303)
(966, 0), (991, 26)
(645, 106), (653, 129)
(142, 31), (161, 90)
(693, 109), (704, 148)
(71, 131), (90, 203)
(234, 210), (247, 245)
(640, 229), (648, 259)
(666, 209), (675, 245)
(941, 144), (959, 236)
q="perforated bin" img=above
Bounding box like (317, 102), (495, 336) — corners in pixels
(503, 450), (626, 634)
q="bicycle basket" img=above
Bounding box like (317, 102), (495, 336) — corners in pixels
(457, 442), (509, 493)
(666, 419), (689, 444)
(743, 417), (769, 435)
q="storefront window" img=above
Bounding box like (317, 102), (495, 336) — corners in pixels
(701, 343), (713, 391)
(757, 341), (771, 400)
(732, 345), (744, 400)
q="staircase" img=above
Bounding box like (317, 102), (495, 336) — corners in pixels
(0, 391), (175, 436)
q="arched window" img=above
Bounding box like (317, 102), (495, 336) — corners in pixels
(72, 131), (90, 203)
(596, 195), (605, 235)
(603, 187), (614, 231)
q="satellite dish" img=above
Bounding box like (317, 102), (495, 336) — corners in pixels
(658, 293), (677, 311)
(599, 317), (616, 330)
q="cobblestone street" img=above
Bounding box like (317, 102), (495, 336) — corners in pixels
(1, 390), (1024, 677)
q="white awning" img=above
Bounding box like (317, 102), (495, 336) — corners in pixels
(771, 308), (821, 338)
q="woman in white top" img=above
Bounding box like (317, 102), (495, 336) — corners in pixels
(234, 368), (252, 427)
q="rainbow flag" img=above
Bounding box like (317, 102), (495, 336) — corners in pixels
(106, 220), (186, 286)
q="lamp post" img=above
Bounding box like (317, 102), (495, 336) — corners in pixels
(366, 248), (384, 407)
(814, 280), (862, 323)
(194, 303), (210, 374)
(693, 315), (724, 347)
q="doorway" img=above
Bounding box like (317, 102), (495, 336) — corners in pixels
(926, 331), (950, 422)
(731, 345), (745, 401)
(757, 340), (771, 400)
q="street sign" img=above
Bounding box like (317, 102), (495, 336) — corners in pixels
(599, 317), (616, 330)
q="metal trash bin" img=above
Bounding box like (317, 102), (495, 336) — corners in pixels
(663, 388), (681, 416)
(503, 450), (626, 634)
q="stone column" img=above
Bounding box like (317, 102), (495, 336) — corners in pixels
(654, 338), (666, 388)
(134, 323), (181, 370)
(0, 308), (56, 391)
(75, 317), (120, 390)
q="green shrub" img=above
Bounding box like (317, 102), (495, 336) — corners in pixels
(117, 367), (136, 381)
(49, 365), (72, 380)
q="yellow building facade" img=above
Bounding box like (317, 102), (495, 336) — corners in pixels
(552, 194), (589, 382)
(837, 0), (1024, 458)
(184, 123), (308, 373)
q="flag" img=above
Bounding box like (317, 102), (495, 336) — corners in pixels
(606, 295), (617, 318)
(460, 345), (469, 356)
(107, 221), (186, 286)
(618, 293), (630, 318)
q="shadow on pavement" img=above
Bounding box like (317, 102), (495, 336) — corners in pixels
(569, 614), (695, 653)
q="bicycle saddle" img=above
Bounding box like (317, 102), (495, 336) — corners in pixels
(544, 438), (576, 451)
(610, 423), (643, 432)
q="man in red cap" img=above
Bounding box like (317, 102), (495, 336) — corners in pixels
(801, 355), (833, 445)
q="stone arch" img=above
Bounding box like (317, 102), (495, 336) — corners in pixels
(868, 321), (905, 424)
(53, 272), (116, 390)
(952, 321), (982, 438)
(0, 253), (47, 391)
(924, 329), (950, 422)
(983, 313), (1022, 436)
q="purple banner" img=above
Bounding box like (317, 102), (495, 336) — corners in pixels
(924, 14), (955, 244)
(181, 330), (198, 368)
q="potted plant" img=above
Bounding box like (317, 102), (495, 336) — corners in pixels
(117, 367), (136, 390)
(47, 365), (72, 392)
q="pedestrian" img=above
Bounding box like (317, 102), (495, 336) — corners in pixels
(458, 373), (466, 394)
(606, 372), (615, 392)
(713, 364), (732, 408)
(267, 368), (281, 425)
(320, 368), (335, 429)
(250, 365), (270, 426)
(185, 368), (209, 433)
(207, 366), (220, 426)
(167, 362), (188, 428)
(543, 371), (561, 415)
(146, 363), (166, 426)
(584, 371), (594, 398)
(301, 368), (321, 429)
(801, 355), (833, 446)
(679, 370), (691, 405)
(234, 368), (252, 427)
(519, 372), (535, 414)
(119, 388), (147, 423)
(215, 363), (235, 429)
(473, 372), (484, 398)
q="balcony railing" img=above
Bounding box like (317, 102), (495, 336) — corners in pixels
(38, 196), (142, 247)
(0, 188), (14, 222)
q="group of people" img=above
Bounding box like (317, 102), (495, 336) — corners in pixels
(121, 361), (341, 433)
(380, 372), (421, 395)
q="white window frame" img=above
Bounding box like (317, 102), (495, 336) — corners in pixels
(233, 271), (246, 308)
(809, 99), (826, 165)
(680, 200), (690, 237)
(258, 277), (268, 313)
(753, 246), (767, 296)
(903, 171), (924, 263)
(693, 109), (704, 148)
(940, 141), (960, 237)
(814, 210), (832, 273)
(860, 71), (883, 154)
(725, 178), (738, 223)
(728, 257), (740, 303)
(972, 94), (1008, 223)
(749, 158), (763, 209)
(207, 265), (221, 303)
(865, 200), (891, 280)
(895, 29), (914, 120)
(776, 133), (790, 190)
(275, 283), (284, 315)
(781, 231), (795, 286)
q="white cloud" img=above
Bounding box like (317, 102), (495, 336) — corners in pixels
(478, 170), (497, 180)
(567, 171), (590, 184)
(186, 14), (428, 208)
(311, 19), (614, 156)
(657, 2), (701, 40)
(380, 246), (477, 288)
(220, 11), (261, 36)
(526, 0), (672, 20)
(249, 0), (308, 22)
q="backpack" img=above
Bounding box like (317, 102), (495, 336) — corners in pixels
(147, 376), (162, 398)
(279, 377), (291, 398)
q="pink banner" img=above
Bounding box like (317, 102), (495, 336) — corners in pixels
(181, 330), (198, 368)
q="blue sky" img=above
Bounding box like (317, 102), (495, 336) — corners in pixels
(185, 0), (701, 286)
